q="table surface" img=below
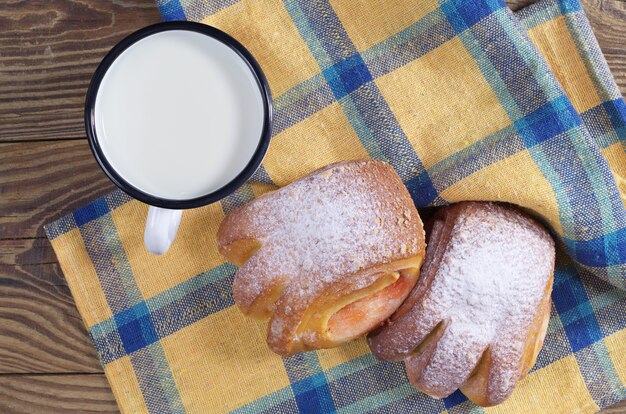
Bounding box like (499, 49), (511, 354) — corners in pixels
(0, 0), (625, 413)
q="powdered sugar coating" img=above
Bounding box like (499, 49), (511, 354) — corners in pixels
(218, 160), (425, 354)
(368, 202), (554, 404)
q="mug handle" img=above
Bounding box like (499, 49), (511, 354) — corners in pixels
(144, 206), (183, 255)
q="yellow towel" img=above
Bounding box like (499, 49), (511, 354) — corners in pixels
(46, 0), (626, 412)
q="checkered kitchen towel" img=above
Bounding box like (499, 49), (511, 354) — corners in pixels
(45, 0), (626, 412)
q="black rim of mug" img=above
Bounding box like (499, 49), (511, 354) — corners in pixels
(84, 21), (273, 209)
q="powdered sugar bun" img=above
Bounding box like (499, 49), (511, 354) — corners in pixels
(367, 202), (555, 406)
(218, 160), (426, 355)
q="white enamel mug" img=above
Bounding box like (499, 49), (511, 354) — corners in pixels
(85, 22), (272, 255)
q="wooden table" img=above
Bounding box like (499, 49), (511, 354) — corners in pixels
(0, 0), (624, 413)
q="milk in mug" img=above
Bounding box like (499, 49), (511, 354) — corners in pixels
(94, 30), (265, 200)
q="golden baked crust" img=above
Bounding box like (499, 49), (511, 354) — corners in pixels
(368, 202), (555, 406)
(217, 160), (426, 355)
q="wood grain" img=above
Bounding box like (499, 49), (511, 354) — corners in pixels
(0, 140), (116, 240)
(0, 237), (57, 268)
(0, 238), (101, 373)
(0, 374), (118, 414)
(584, 0), (626, 97)
(604, 401), (626, 414)
(0, 0), (161, 142)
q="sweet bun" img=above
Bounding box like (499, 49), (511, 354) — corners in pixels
(368, 202), (555, 406)
(218, 160), (426, 355)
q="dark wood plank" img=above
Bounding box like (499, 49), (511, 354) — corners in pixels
(0, 0), (161, 142)
(0, 239), (101, 373)
(0, 140), (109, 372)
(0, 194), (103, 372)
(0, 147), (105, 375)
(603, 400), (626, 414)
(0, 374), (118, 414)
(0, 237), (57, 268)
(584, 0), (626, 96)
(0, 140), (116, 240)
